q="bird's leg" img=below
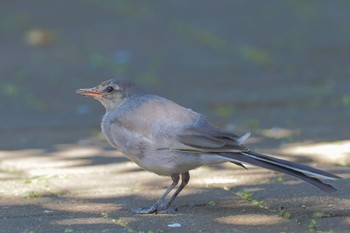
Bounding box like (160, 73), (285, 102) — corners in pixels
(156, 172), (190, 212)
(132, 174), (179, 214)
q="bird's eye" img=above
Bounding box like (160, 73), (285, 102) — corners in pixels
(105, 86), (114, 93)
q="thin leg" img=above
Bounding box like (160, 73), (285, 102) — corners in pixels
(157, 172), (190, 211)
(132, 174), (179, 214)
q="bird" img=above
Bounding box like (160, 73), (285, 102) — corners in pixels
(76, 79), (340, 214)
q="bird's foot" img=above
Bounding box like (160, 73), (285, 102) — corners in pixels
(155, 206), (178, 214)
(131, 205), (178, 214)
(131, 207), (157, 214)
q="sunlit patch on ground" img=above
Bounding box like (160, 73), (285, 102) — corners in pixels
(52, 217), (111, 225)
(281, 140), (350, 166)
(217, 214), (284, 225)
(202, 177), (239, 185)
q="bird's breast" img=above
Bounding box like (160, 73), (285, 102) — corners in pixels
(101, 114), (120, 149)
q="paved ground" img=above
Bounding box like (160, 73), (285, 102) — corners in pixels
(0, 140), (349, 233)
(1, 1), (350, 232)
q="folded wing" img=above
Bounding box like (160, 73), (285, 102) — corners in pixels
(175, 124), (340, 192)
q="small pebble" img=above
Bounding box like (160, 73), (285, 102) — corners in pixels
(168, 223), (181, 228)
(43, 210), (54, 215)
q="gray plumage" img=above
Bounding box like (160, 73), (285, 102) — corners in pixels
(77, 79), (340, 214)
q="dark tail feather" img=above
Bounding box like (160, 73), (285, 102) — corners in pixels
(219, 151), (339, 193)
(231, 161), (247, 169)
(247, 151), (340, 179)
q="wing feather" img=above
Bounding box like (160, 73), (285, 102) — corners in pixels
(175, 125), (250, 153)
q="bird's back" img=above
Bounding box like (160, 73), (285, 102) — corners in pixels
(104, 94), (202, 145)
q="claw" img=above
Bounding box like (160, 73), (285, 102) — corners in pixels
(131, 207), (157, 214)
(131, 205), (178, 214)
(156, 206), (178, 214)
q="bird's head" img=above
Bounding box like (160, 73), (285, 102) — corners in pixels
(76, 79), (141, 111)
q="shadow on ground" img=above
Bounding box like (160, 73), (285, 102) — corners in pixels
(0, 138), (349, 233)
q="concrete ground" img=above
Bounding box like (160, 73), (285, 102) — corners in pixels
(1, 135), (349, 233)
(1, 1), (350, 232)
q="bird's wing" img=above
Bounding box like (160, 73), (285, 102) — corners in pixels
(175, 123), (250, 153)
(111, 95), (249, 154)
(176, 124), (340, 192)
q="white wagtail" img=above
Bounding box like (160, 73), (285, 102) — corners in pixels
(77, 79), (340, 214)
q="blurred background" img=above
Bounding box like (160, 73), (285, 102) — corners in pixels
(1, 0), (350, 150)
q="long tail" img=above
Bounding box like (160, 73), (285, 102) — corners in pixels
(219, 151), (340, 192)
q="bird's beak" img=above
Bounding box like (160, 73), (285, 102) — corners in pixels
(76, 88), (101, 97)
